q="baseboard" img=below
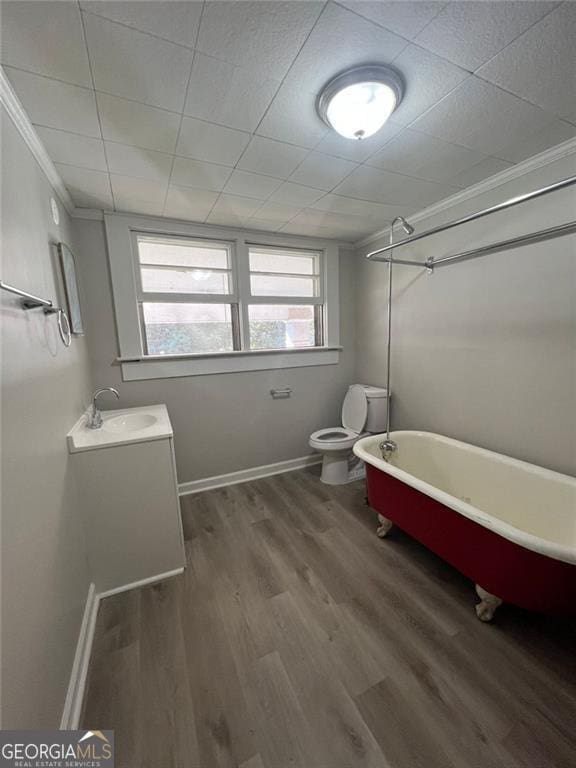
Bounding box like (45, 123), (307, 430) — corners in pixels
(178, 454), (322, 496)
(60, 583), (99, 730)
(97, 568), (185, 600)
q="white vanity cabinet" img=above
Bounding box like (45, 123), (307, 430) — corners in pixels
(68, 404), (185, 594)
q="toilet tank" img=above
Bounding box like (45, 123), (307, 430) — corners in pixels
(361, 385), (389, 432)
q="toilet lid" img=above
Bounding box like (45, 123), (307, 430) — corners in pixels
(341, 385), (368, 434)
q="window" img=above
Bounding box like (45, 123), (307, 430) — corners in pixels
(247, 246), (323, 350)
(134, 235), (237, 355)
(134, 236), (324, 356)
(105, 214), (340, 379)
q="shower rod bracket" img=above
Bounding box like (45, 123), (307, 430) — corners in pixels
(425, 258), (434, 274)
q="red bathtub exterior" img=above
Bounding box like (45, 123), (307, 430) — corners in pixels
(366, 464), (576, 615)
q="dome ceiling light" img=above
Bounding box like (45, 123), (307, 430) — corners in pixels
(317, 65), (404, 141)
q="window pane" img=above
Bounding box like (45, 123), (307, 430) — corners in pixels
(250, 274), (316, 297)
(248, 305), (316, 350)
(142, 303), (234, 355)
(141, 267), (230, 294)
(249, 248), (319, 275)
(138, 238), (229, 269)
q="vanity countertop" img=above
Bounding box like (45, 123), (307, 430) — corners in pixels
(67, 403), (173, 453)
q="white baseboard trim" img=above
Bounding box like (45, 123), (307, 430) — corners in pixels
(60, 583), (99, 730)
(178, 454), (322, 496)
(97, 568), (185, 600)
(61, 568), (184, 728)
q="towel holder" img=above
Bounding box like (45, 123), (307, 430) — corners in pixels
(0, 279), (72, 347)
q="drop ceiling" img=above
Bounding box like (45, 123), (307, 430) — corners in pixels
(1, 0), (575, 241)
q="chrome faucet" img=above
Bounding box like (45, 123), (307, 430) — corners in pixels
(379, 439), (397, 462)
(87, 387), (120, 429)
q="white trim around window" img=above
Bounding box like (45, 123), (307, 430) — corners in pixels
(104, 213), (341, 380)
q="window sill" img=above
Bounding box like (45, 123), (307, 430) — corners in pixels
(117, 346), (342, 381)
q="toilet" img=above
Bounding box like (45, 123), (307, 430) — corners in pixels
(309, 384), (389, 485)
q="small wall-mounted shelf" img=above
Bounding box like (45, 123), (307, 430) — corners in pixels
(0, 279), (71, 346)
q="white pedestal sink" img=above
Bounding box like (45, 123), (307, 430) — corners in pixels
(67, 404), (185, 594)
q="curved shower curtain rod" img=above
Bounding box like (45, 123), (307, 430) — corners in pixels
(366, 175), (576, 269)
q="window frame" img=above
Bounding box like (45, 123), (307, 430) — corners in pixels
(105, 212), (341, 380)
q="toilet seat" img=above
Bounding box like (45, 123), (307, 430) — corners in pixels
(311, 427), (358, 442)
(309, 427), (363, 451)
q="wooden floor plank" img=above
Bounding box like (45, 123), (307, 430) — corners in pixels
(82, 468), (576, 768)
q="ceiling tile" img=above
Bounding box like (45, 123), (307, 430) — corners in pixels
(171, 157), (233, 193)
(289, 152), (358, 191)
(196, 1), (323, 81)
(244, 219), (283, 233)
(105, 143), (173, 182)
(206, 211), (252, 228)
(367, 128), (486, 184)
(0, 1), (92, 86)
(97, 93), (180, 153)
(83, 12), (193, 112)
(282, 2), (407, 97)
(209, 194), (263, 222)
(184, 52), (280, 133)
(113, 199), (165, 217)
(334, 164), (456, 207)
(80, 1), (202, 47)
(56, 164), (113, 208)
(280, 218), (361, 240)
(311, 194), (410, 222)
(36, 126), (107, 172)
(390, 45), (469, 126)
(494, 120), (576, 164)
(414, 1), (558, 71)
(256, 80), (328, 149)
(449, 157), (514, 189)
(270, 182), (325, 207)
(176, 117), (251, 166)
(339, 2), (446, 40)
(110, 174), (167, 207)
(476, 3), (576, 120)
(411, 76), (555, 156)
(314, 120), (404, 162)
(164, 186), (218, 221)
(253, 201), (302, 224)
(4, 68), (101, 137)
(237, 137), (308, 179)
(223, 170), (283, 200)
(284, 209), (373, 238)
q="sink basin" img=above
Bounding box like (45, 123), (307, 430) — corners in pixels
(67, 404), (173, 453)
(103, 413), (157, 433)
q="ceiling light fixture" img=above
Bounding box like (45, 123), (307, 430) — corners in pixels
(317, 65), (404, 141)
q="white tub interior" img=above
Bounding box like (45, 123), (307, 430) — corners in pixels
(355, 431), (576, 564)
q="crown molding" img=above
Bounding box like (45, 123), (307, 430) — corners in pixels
(0, 67), (76, 215)
(355, 136), (576, 249)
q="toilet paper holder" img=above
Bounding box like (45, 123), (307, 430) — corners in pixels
(270, 387), (292, 399)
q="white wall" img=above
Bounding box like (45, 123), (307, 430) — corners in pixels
(72, 218), (357, 483)
(356, 153), (576, 477)
(1, 109), (93, 726)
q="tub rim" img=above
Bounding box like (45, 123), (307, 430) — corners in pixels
(353, 430), (576, 566)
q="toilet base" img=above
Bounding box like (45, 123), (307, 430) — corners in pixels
(320, 451), (365, 485)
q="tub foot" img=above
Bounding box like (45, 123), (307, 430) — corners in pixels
(376, 514), (393, 538)
(475, 585), (503, 622)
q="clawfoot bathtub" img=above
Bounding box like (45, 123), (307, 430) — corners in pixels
(353, 432), (576, 621)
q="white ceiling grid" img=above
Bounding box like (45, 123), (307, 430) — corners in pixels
(1, 0), (574, 241)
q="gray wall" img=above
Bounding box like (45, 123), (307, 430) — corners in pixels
(1, 110), (93, 726)
(72, 219), (357, 483)
(356, 155), (576, 477)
